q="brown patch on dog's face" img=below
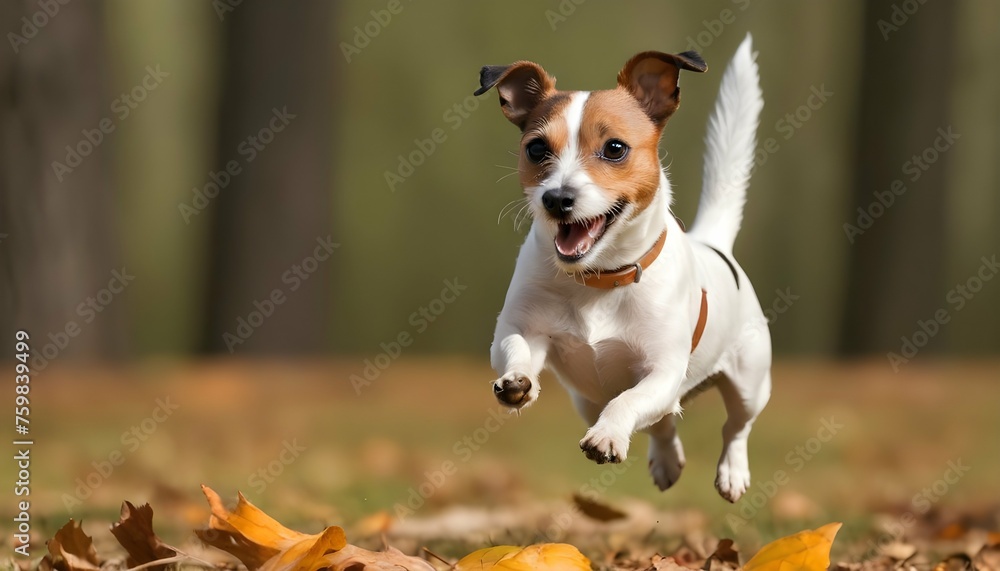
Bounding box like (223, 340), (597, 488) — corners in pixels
(577, 89), (663, 213)
(516, 92), (572, 191)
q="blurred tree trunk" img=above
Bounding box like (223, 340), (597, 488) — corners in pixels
(839, 0), (957, 354)
(201, 2), (335, 354)
(0, 0), (124, 366)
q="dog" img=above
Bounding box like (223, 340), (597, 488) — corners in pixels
(474, 34), (769, 502)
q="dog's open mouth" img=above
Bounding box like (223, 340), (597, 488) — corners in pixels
(554, 201), (626, 261)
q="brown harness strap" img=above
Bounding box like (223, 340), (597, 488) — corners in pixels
(691, 288), (708, 353)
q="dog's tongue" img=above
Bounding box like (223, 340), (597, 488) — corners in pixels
(555, 215), (606, 257)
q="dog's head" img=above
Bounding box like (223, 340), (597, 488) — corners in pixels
(476, 51), (706, 272)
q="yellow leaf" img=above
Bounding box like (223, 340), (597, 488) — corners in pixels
(195, 485), (432, 571)
(195, 484), (347, 571)
(742, 522), (842, 571)
(455, 543), (591, 571)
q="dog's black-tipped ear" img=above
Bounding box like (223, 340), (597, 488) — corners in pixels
(618, 50), (708, 127)
(474, 61), (556, 130)
(474, 65), (511, 96)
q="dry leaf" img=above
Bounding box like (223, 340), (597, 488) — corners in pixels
(41, 520), (101, 571)
(742, 522), (842, 571)
(196, 484), (432, 571)
(109, 501), (178, 570)
(933, 553), (974, 571)
(324, 544), (435, 570)
(454, 543), (591, 570)
(704, 538), (740, 570)
(648, 554), (691, 570)
(195, 484), (346, 570)
(571, 492), (627, 522)
(975, 543), (1000, 571)
(354, 510), (394, 537)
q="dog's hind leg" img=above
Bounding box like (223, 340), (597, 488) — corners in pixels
(646, 414), (686, 491)
(714, 360), (771, 502)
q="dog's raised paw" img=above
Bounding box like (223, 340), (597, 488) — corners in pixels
(579, 426), (628, 465)
(492, 373), (534, 408)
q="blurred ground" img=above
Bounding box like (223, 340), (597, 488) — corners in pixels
(2, 358), (999, 564)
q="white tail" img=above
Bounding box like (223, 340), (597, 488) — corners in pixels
(688, 34), (763, 254)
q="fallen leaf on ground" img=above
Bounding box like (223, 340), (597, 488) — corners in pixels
(704, 538), (741, 570)
(646, 554), (690, 570)
(933, 553), (974, 571)
(976, 543), (1000, 571)
(109, 501), (179, 570)
(572, 492), (627, 522)
(195, 484), (432, 571)
(454, 543), (591, 570)
(354, 510), (393, 537)
(40, 520), (101, 571)
(742, 522), (842, 571)
(325, 544), (436, 570)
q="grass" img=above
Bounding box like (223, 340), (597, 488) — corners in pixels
(3, 357), (999, 563)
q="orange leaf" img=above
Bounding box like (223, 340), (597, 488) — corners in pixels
(742, 522), (842, 571)
(42, 520), (102, 571)
(454, 543), (591, 570)
(196, 485), (431, 571)
(195, 484), (347, 571)
(109, 501), (178, 570)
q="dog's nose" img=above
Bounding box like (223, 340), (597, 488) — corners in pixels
(541, 187), (575, 217)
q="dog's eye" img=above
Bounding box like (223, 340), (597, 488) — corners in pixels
(525, 138), (549, 164)
(601, 139), (629, 162)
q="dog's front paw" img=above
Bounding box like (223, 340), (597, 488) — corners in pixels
(492, 373), (536, 409)
(579, 425), (629, 464)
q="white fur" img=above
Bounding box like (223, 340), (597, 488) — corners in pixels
(689, 34), (764, 254)
(490, 34), (771, 502)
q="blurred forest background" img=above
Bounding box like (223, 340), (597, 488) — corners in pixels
(1, 0), (998, 362)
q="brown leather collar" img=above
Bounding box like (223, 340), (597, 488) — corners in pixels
(571, 230), (668, 289)
(567, 228), (708, 354)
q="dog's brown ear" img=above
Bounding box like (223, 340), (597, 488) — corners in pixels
(474, 61), (556, 130)
(618, 50), (707, 126)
